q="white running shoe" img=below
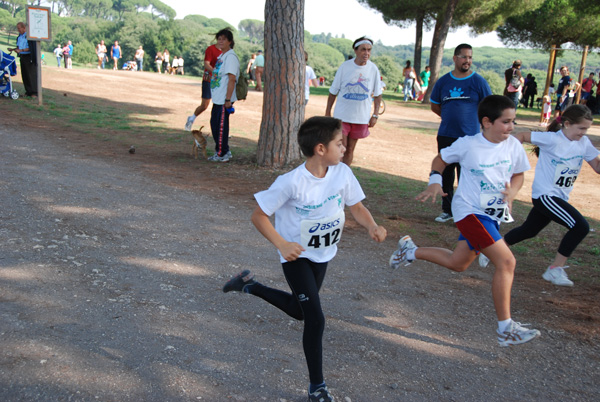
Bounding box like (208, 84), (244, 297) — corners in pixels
(435, 212), (453, 223)
(497, 320), (541, 347)
(389, 235), (417, 269)
(478, 253), (490, 268)
(542, 266), (573, 286)
(184, 115), (195, 131)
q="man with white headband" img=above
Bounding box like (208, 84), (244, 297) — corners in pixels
(326, 36), (382, 166)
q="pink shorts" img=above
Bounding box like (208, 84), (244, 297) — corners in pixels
(342, 123), (370, 139)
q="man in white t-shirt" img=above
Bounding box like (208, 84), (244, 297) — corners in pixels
(304, 51), (319, 106)
(326, 36), (382, 166)
(209, 28), (239, 163)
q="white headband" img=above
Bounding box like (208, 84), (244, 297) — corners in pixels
(354, 39), (373, 49)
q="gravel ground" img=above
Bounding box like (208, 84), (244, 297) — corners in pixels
(1, 121), (599, 402)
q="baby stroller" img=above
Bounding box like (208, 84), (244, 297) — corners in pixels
(1, 51), (19, 100)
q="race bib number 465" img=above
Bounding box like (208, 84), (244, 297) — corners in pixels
(300, 210), (345, 250)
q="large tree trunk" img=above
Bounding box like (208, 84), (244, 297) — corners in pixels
(413, 12), (424, 79)
(422, 0), (458, 104)
(257, 0), (305, 167)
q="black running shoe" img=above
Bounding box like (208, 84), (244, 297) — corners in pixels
(222, 270), (256, 293)
(308, 386), (334, 402)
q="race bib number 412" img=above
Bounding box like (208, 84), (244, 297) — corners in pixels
(300, 210), (345, 250)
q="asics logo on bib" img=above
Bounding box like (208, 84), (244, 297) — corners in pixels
(560, 167), (578, 175)
(308, 219), (341, 234)
(486, 196), (505, 206)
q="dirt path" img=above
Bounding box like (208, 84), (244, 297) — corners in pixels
(1, 67), (599, 401)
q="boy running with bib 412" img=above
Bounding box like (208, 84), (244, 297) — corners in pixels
(223, 116), (386, 402)
(390, 95), (541, 347)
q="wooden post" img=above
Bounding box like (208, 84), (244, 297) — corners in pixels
(36, 42), (42, 105)
(542, 45), (556, 122)
(575, 46), (588, 105)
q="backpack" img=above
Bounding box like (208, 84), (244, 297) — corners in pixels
(236, 67), (248, 100)
(510, 69), (521, 89)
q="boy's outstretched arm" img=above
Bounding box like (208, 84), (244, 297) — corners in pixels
(416, 154), (448, 202)
(348, 202), (387, 242)
(251, 206), (305, 261)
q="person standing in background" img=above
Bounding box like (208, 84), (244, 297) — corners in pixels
(254, 49), (265, 91)
(96, 40), (107, 69)
(8, 22), (37, 97)
(185, 43), (222, 131)
(429, 43), (492, 223)
(135, 46), (144, 72)
(111, 41), (121, 70)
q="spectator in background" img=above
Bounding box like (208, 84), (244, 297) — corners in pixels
(419, 65), (430, 100)
(62, 42), (71, 69)
(504, 60), (523, 110)
(8, 22), (37, 96)
(170, 56), (179, 74)
(246, 53), (256, 87)
(254, 49), (265, 91)
(110, 40), (121, 70)
(402, 60), (416, 101)
(319, 76), (325, 86)
(53, 43), (63, 68)
(326, 36), (382, 166)
(208, 28), (239, 162)
(96, 40), (107, 69)
(580, 72), (596, 106)
(304, 51), (319, 106)
(522, 75), (537, 108)
(135, 46), (144, 72)
(177, 56), (184, 75)
(162, 49), (170, 75)
(155, 52), (163, 73)
(67, 41), (73, 69)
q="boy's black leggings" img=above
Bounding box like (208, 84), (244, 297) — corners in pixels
(504, 195), (589, 258)
(249, 258), (327, 385)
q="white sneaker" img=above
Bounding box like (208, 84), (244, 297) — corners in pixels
(389, 235), (416, 269)
(184, 115), (195, 131)
(435, 212), (453, 223)
(478, 253), (490, 268)
(542, 266), (573, 286)
(497, 320), (541, 347)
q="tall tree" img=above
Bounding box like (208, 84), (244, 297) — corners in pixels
(359, 0), (543, 102)
(496, 0), (600, 50)
(257, 0), (304, 167)
(238, 19), (264, 44)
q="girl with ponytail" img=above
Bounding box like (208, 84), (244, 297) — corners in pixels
(506, 105), (600, 286)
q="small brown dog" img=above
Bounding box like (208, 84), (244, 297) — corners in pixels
(192, 127), (208, 159)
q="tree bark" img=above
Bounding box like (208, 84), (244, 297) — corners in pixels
(257, 0), (305, 167)
(422, 0), (458, 104)
(413, 12), (424, 79)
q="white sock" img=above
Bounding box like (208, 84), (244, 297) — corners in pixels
(407, 247), (417, 261)
(189, 115), (196, 121)
(498, 318), (512, 333)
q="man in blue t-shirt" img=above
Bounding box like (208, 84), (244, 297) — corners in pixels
(429, 43), (492, 223)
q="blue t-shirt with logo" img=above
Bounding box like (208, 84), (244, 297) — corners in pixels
(430, 71), (492, 139)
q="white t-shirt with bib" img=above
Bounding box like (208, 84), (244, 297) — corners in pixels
(530, 130), (599, 201)
(210, 49), (240, 105)
(441, 133), (530, 223)
(329, 59), (382, 124)
(254, 162), (365, 263)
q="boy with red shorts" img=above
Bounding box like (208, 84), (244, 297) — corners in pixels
(389, 95), (541, 347)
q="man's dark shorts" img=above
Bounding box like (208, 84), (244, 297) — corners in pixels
(202, 80), (211, 100)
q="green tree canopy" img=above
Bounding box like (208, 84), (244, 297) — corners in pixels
(497, 0), (600, 50)
(238, 19), (264, 44)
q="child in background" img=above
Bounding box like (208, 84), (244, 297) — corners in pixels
(541, 95), (552, 127)
(389, 95), (541, 347)
(223, 116), (387, 402)
(506, 105), (600, 286)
